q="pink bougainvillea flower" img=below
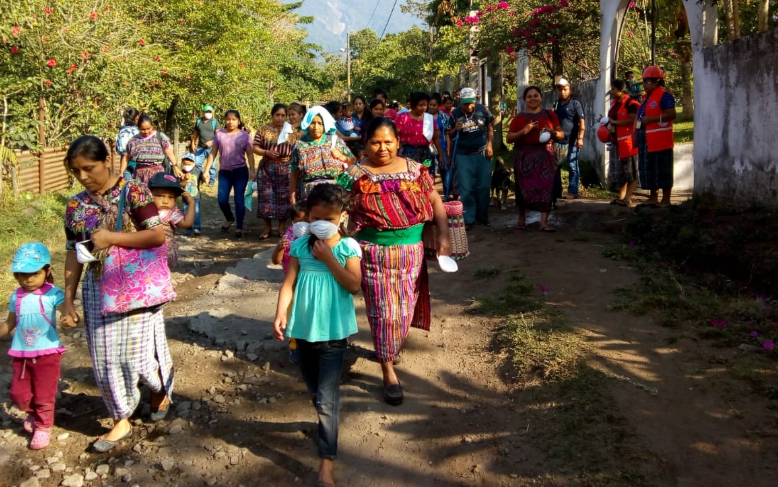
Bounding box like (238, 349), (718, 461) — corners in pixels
(11, 26), (20, 37)
(550, 37), (558, 43)
(139, 39), (146, 46)
(522, 29), (531, 37)
(763, 341), (775, 350)
(528, 40), (537, 48)
(456, 18), (463, 27)
(709, 319), (727, 328)
(497, 1), (510, 8)
(629, 1), (636, 7)
(10, 46), (19, 54)
(750, 331), (759, 337)
(243, 275), (249, 280)
(560, 0), (570, 6)
(90, 11), (97, 20)
(505, 45), (515, 54)
(46, 58), (57, 68)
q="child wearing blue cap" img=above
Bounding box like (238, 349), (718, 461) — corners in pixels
(180, 152), (203, 236)
(0, 242), (74, 450)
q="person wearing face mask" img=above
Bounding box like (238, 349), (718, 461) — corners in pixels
(340, 117), (451, 407)
(179, 153), (203, 236)
(191, 105), (221, 186)
(273, 184), (362, 487)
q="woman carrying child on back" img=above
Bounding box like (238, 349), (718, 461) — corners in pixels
(0, 243), (75, 450)
(273, 183), (362, 487)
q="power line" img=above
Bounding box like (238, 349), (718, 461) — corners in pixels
(366, 0), (380, 30)
(379, 0), (400, 39)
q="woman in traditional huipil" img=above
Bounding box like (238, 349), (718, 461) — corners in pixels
(339, 117), (450, 406)
(253, 103), (297, 239)
(290, 106), (355, 205)
(62, 136), (174, 452)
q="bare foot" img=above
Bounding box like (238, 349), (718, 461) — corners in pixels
(318, 458), (335, 484)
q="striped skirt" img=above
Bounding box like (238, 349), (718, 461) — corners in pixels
(82, 271), (175, 420)
(360, 241), (430, 362)
(257, 161), (291, 220)
(134, 163), (164, 185)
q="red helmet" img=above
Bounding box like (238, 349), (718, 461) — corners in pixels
(642, 65), (664, 80)
(597, 125), (611, 144)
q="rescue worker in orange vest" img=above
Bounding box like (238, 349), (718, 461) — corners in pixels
(605, 79), (641, 207)
(635, 66), (676, 207)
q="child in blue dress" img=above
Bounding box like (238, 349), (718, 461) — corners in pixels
(273, 183), (362, 487)
(0, 243), (74, 450)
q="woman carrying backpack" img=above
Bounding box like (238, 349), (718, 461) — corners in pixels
(119, 114), (182, 184)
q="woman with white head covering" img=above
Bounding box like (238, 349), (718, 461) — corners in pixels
(289, 106), (356, 204)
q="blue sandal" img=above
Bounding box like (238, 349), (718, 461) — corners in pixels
(92, 428), (132, 453)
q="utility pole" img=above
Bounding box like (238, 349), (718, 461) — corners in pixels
(347, 32), (351, 97)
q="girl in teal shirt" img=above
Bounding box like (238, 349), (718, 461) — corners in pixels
(273, 183), (361, 487)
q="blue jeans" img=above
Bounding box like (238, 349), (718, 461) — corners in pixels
(195, 147), (216, 184)
(217, 166), (249, 230)
(456, 152), (492, 224)
(565, 145), (580, 195)
(297, 338), (347, 459)
(182, 198), (201, 232)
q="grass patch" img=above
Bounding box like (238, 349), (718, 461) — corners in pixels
(473, 266), (502, 280)
(674, 107), (694, 144)
(0, 185), (77, 314)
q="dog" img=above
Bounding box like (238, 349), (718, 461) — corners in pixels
(491, 157), (513, 210)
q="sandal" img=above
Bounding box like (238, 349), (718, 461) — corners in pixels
(220, 221), (234, 234)
(383, 382), (404, 406)
(150, 392), (171, 422)
(30, 429), (50, 450)
(23, 415), (34, 434)
(540, 226), (557, 233)
(613, 199), (628, 207)
(259, 229), (271, 240)
(235, 230), (244, 240)
(92, 427), (132, 453)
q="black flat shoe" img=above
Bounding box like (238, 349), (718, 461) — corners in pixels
(383, 382), (403, 406)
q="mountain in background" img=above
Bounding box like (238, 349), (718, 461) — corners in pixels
(286, 0), (423, 55)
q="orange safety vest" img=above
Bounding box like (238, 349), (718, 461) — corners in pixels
(615, 96), (640, 158)
(642, 87), (674, 152)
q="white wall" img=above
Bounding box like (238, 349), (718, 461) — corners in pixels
(694, 28), (778, 205)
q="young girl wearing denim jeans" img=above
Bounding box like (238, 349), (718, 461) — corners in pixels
(273, 183), (361, 486)
(0, 243), (75, 450)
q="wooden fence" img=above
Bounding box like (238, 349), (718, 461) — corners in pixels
(10, 140), (187, 195)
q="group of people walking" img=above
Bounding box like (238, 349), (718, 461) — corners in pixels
(2, 68), (676, 486)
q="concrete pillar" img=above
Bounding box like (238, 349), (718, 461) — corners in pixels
(516, 49), (530, 111)
(488, 58), (504, 152)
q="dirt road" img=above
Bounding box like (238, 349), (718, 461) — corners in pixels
(1, 199), (776, 487)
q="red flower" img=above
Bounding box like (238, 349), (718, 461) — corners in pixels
(63, 28), (69, 33)
(560, 0), (569, 6)
(11, 26), (20, 38)
(41, 36), (47, 43)
(180, 19), (185, 24)
(139, 39), (146, 46)
(47, 58), (57, 68)
(161, 70), (168, 75)
(10, 46), (19, 54)
(44, 7), (53, 15)
(155, 56), (161, 62)
(67, 63), (76, 74)
(505, 46), (515, 54)
(94, 98), (99, 104)
(103, 45), (109, 52)
(104, 7), (111, 11)
(79, 51), (90, 60)
(44, 79), (52, 87)
(90, 11), (97, 20)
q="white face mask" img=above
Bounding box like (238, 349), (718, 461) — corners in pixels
(204, 112), (213, 120)
(310, 220), (340, 240)
(292, 222), (310, 238)
(182, 164), (195, 173)
(75, 240), (99, 264)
